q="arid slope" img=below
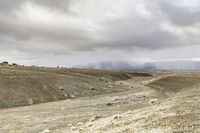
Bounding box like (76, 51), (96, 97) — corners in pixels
(0, 66), (199, 133)
(72, 73), (200, 133)
(0, 65), (151, 108)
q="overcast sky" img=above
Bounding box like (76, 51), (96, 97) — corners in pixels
(0, 0), (200, 67)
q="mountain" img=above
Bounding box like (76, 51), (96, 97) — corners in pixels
(82, 61), (200, 71)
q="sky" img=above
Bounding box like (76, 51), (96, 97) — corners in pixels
(0, 0), (200, 67)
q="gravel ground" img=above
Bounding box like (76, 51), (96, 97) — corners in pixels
(1, 72), (199, 133)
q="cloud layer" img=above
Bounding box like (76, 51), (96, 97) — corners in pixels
(0, 0), (200, 66)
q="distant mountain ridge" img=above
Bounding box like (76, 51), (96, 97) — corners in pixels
(82, 61), (200, 71)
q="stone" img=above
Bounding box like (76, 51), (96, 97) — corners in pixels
(27, 98), (33, 105)
(106, 103), (112, 106)
(41, 129), (50, 133)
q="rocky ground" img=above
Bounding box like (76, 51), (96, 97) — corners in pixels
(73, 83), (200, 133)
(0, 69), (199, 133)
(0, 65), (146, 108)
(70, 73), (200, 133)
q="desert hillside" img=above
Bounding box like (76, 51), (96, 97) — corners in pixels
(73, 73), (200, 133)
(0, 0), (199, 132)
(0, 65), (199, 133)
(0, 64), (151, 108)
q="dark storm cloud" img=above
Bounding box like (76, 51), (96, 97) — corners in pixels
(160, 1), (200, 26)
(0, 0), (94, 54)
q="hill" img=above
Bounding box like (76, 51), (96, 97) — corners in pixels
(0, 64), (152, 108)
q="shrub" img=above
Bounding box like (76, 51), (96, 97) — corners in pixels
(2, 61), (8, 65)
(12, 63), (17, 66)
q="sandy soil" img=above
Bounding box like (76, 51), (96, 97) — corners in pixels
(0, 72), (199, 133)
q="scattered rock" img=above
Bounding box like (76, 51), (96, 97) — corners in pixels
(41, 129), (50, 133)
(60, 107), (65, 110)
(89, 87), (96, 91)
(98, 78), (109, 83)
(68, 123), (72, 127)
(126, 111), (133, 115)
(112, 97), (121, 101)
(74, 83), (79, 86)
(27, 98), (33, 105)
(98, 78), (104, 81)
(59, 87), (64, 91)
(71, 126), (77, 131)
(88, 123), (93, 127)
(90, 115), (101, 122)
(149, 99), (158, 104)
(76, 122), (83, 127)
(65, 93), (75, 99)
(98, 105), (103, 108)
(119, 81), (123, 84)
(173, 131), (184, 133)
(113, 115), (122, 119)
(106, 103), (112, 106)
(136, 95), (146, 101)
(79, 128), (83, 133)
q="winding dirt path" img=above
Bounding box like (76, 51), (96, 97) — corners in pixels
(0, 73), (178, 133)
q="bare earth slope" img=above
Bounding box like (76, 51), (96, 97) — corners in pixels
(0, 65), (151, 109)
(72, 73), (200, 133)
(0, 66), (199, 133)
(74, 86), (200, 133)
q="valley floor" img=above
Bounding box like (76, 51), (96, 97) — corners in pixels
(0, 72), (199, 133)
